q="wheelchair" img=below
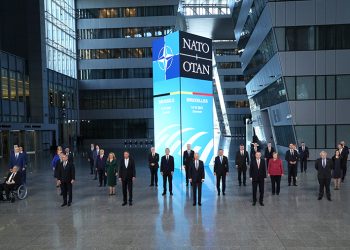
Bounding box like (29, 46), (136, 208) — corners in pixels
(1, 172), (28, 202)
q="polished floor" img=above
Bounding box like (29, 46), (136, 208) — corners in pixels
(1, 148), (350, 250)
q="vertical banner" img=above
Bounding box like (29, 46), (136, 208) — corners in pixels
(153, 31), (213, 168)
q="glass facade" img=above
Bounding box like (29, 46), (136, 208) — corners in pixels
(217, 62), (241, 69)
(226, 100), (250, 108)
(79, 68), (152, 80)
(79, 26), (174, 40)
(223, 75), (245, 82)
(222, 88), (247, 95)
(80, 89), (153, 110)
(215, 48), (239, 56)
(79, 48), (153, 60)
(0, 51), (30, 123)
(44, 0), (77, 78)
(275, 24), (350, 51)
(80, 119), (153, 139)
(78, 5), (175, 19)
(285, 75), (350, 100)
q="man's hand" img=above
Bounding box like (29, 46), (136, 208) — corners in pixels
(268, 174), (270, 177)
(214, 172), (216, 176)
(105, 173), (107, 176)
(189, 179), (192, 183)
(71, 180), (75, 184)
(88, 159), (90, 162)
(151, 163), (154, 166)
(57, 180), (61, 185)
(250, 178), (252, 181)
(22, 168), (25, 171)
(132, 177), (136, 181)
(171, 172), (174, 176)
(201, 179), (204, 182)
(161, 172), (163, 176)
(235, 165), (238, 168)
(119, 178), (122, 182)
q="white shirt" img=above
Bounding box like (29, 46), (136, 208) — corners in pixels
(125, 158), (129, 168)
(166, 155), (169, 161)
(7, 172), (16, 184)
(195, 160), (199, 169)
(240, 150), (244, 155)
(15, 153), (19, 158)
(257, 159), (260, 168)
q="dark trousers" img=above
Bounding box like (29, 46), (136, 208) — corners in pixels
(98, 169), (106, 186)
(163, 174), (173, 193)
(216, 174), (226, 193)
(237, 167), (247, 185)
(0, 183), (16, 199)
(61, 181), (72, 204)
(300, 159), (307, 172)
(270, 175), (281, 194)
(318, 177), (331, 198)
(185, 165), (190, 184)
(122, 179), (133, 202)
(150, 167), (158, 185)
(252, 179), (264, 202)
(342, 164), (347, 181)
(192, 181), (202, 204)
(89, 159), (94, 174)
(21, 170), (26, 184)
(288, 164), (297, 185)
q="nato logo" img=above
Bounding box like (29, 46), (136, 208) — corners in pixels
(152, 35), (180, 82)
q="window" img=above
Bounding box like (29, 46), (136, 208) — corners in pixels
(284, 77), (295, 100)
(326, 75), (335, 99)
(316, 76), (326, 99)
(296, 76), (315, 100)
(217, 62), (241, 69)
(225, 101), (250, 108)
(326, 125), (335, 149)
(336, 75), (350, 99)
(1, 68), (9, 99)
(223, 75), (245, 82)
(295, 126), (315, 148)
(9, 71), (16, 101)
(336, 125), (350, 147)
(273, 125), (296, 147)
(316, 125), (325, 148)
(79, 68), (152, 80)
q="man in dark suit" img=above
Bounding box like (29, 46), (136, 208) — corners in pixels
(189, 153), (205, 206)
(87, 144), (95, 175)
(19, 146), (28, 184)
(93, 145), (100, 180)
(0, 166), (22, 202)
(65, 147), (74, 164)
(315, 151), (333, 201)
(298, 142), (309, 173)
(214, 149), (229, 195)
(250, 142), (260, 160)
(183, 144), (194, 186)
(340, 141), (349, 182)
(148, 147), (159, 187)
(8, 147), (25, 171)
(161, 148), (174, 196)
(118, 151), (136, 206)
(56, 154), (75, 207)
(285, 143), (299, 186)
(264, 142), (275, 169)
(235, 145), (249, 187)
(249, 152), (266, 206)
(96, 149), (107, 187)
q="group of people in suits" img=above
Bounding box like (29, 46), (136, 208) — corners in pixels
(87, 144), (136, 205)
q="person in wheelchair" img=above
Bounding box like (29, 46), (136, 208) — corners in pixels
(0, 166), (22, 202)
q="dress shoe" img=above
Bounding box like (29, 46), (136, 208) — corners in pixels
(68, 202), (71, 207)
(129, 202), (133, 206)
(272, 193), (275, 195)
(198, 203), (202, 206)
(149, 184), (154, 187)
(11, 198), (15, 203)
(223, 192), (225, 196)
(217, 192), (220, 196)
(239, 183), (241, 186)
(293, 184), (298, 186)
(193, 203), (196, 206)
(276, 193), (280, 195)
(318, 197), (322, 200)
(252, 202), (256, 206)
(162, 192), (166, 196)
(156, 184), (158, 187)
(243, 183), (246, 186)
(327, 197), (332, 201)
(122, 202), (127, 206)
(288, 183), (291, 186)
(61, 203), (67, 207)
(186, 183), (189, 187)
(259, 202), (264, 206)
(170, 192), (173, 196)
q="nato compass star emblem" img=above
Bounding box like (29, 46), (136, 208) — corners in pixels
(157, 45), (174, 77)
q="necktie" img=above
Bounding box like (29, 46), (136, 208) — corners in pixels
(322, 159), (326, 168)
(64, 162), (67, 169)
(241, 151), (243, 156)
(9, 173), (15, 182)
(152, 153), (154, 157)
(125, 159), (128, 168)
(15, 154), (18, 159)
(257, 160), (260, 169)
(220, 156), (222, 163)
(196, 160), (198, 170)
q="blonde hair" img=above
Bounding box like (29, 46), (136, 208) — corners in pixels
(108, 152), (116, 161)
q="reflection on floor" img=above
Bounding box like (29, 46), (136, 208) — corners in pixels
(0, 141), (350, 249)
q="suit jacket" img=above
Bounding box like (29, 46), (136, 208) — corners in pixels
(264, 147), (275, 160)
(96, 155), (107, 171)
(21, 152), (28, 166)
(315, 158), (333, 179)
(118, 158), (136, 181)
(183, 150), (194, 167)
(340, 146), (349, 163)
(8, 153), (25, 169)
(189, 160), (205, 183)
(214, 155), (229, 175)
(4, 171), (22, 186)
(298, 146), (309, 160)
(56, 161), (75, 182)
(285, 150), (299, 167)
(235, 151), (249, 169)
(161, 155), (174, 175)
(148, 153), (159, 168)
(67, 152), (74, 164)
(88, 149), (94, 161)
(93, 149), (99, 166)
(249, 158), (267, 181)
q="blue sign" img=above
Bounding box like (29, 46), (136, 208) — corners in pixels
(153, 31), (214, 168)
